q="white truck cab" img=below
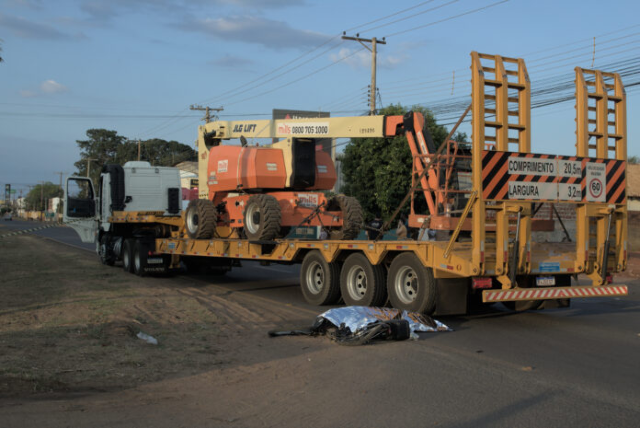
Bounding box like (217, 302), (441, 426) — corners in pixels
(64, 161), (182, 245)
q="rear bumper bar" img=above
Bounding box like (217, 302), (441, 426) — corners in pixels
(483, 285), (628, 303)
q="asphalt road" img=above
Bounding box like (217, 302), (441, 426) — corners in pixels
(2, 219), (639, 427)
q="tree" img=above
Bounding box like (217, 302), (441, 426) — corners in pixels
(25, 182), (62, 211)
(628, 155), (639, 164)
(74, 129), (196, 184)
(340, 104), (467, 221)
(0, 38), (4, 63)
(123, 138), (197, 166)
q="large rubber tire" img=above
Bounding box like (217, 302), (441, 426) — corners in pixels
(133, 240), (149, 277)
(329, 195), (363, 240)
(340, 253), (387, 307)
(243, 194), (281, 241)
(387, 253), (437, 314)
(502, 276), (545, 311)
(99, 233), (116, 266)
(185, 199), (217, 239)
(122, 239), (134, 273)
(300, 250), (341, 306)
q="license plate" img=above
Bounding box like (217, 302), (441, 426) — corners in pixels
(147, 257), (164, 265)
(536, 276), (555, 286)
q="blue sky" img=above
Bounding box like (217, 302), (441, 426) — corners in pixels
(1, 0), (638, 195)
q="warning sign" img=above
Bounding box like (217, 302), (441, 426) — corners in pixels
(507, 157), (556, 177)
(585, 162), (606, 202)
(482, 151), (626, 204)
(508, 181), (557, 201)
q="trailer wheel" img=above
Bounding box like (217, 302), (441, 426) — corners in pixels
(340, 253), (387, 307)
(244, 194), (281, 241)
(122, 239), (134, 273)
(185, 199), (217, 239)
(502, 276), (543, 311)
(133, 240), (149, 277)
(300, 251), (341, 306)
(329, 196), (363, 240)
(99, 233), (116, 266)
(387, 253), (437, 314)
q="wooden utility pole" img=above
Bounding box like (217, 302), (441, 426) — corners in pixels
(55, 171), (64, 194)
(86, 158), (97, 178)
(341, 33), (386, 115)
(40, 181), (44, 221)
(190, 105), (224, 123)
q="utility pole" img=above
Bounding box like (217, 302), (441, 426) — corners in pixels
(40, 181), (44, 221)
(86, 158), (97, 178)
(55, 171), (64, 195)
(190, 105), (224, 123)
(342, 32), (386, 115)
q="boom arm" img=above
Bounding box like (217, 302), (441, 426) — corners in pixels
(197, 112), (442, 219)
(200, 115), (389, 145)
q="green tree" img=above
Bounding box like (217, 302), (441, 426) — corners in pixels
(25, 182), (62, 211)
(340, 104), (467, 221)
(75, 129), (128, 184)
(75, 129), (196, 184)
(124, 138), (197, 166)
(628, 155), (639, 164)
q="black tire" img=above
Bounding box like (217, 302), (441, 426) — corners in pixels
(185, 199), (217, 239)
(300, 251), (341, 306)
(122, 239), (134, 273)
(340, 253), (387, 307)
(243, 194), (281, 241)
(133, 240), (149, 277)
(329, 195), (363, 240)
(387, 253), (437, 314)
(502, 276), (543, 311)
(99, 233), (116, 266)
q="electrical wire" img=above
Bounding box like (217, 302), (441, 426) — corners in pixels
(383, 0), (509, 38)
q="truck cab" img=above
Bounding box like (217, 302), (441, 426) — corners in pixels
(64, 161), (182, 245)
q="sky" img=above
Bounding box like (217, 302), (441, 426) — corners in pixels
(1, 0), (639, 197)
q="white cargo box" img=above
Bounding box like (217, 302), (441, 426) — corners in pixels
(121, 161), (181, 214)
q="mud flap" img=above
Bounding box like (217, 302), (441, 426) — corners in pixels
(434, 278), (469, 316)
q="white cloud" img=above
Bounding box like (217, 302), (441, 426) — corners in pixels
(330, 48), (410, 70)
(19, 90), (37, 98)
(20, 80), (69, 97)
(0, 12), (74, 39)
(330, 48), (370, 69)
(178, 14), (329, 50)
(40, 80), (69, 94)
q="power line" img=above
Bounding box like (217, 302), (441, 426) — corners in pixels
(356, 0), (460, 35)
(384, 0), (510, 38)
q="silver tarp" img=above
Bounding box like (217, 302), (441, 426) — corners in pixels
(317, 306), (450, 334)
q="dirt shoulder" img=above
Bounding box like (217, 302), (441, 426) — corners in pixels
(0, 234), (237, 396)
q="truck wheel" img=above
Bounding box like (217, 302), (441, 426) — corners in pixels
(185, 199), (217, 239)
(133, 240), (148, 277)
(503, 276), (542, 311)
(244, 195), (281, 241)
(122, 239), (134, 273)
(300, 251), (341, 306)
(99, 234), (116, 266)
(387, 253), (437, 314)
(329, 196), (363, 240)
(340, 253), (387, 307)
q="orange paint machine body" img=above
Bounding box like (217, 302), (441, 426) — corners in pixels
(206, 141), (336, 194)
(184, 137), (360, 241)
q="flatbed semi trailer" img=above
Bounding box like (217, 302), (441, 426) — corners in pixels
(64, 52), (629, 315)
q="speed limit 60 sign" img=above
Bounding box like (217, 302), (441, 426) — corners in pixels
(585, 162), (606, 203)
